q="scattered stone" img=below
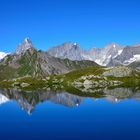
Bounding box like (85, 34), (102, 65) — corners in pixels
(20, 83), (30, 88)
(83, 80), (93, 89)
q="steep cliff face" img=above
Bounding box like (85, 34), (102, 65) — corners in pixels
(48, 42), (88, 61)
(107, 45), (140, 67)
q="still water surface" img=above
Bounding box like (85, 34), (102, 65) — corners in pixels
(0, 88), (140, 140)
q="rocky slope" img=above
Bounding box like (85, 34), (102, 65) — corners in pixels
(91, 43), (123, 66)
(48, 42), (89, 61)
(128, 61), (140, 70)
(107, 45), (140, 67)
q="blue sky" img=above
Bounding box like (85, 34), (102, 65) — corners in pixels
(0, 0), (140, 52)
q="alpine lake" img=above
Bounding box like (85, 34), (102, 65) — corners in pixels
(0, 85), (140, 140)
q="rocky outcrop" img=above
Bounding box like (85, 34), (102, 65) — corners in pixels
(73, 74), (123, 90)
(102, 67), (133, 77)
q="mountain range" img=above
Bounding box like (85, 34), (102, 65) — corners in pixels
(48, 42), (140, 68)
(0, 38), (98, 81)
(1, 38), (140, 71)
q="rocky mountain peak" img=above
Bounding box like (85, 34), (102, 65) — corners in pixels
(72, 42), (80, 50)
(48, 41), (85, 60)
(105, 43), (120, 50)
(24, 37), (31, 43)
(16, 38), (34, 55)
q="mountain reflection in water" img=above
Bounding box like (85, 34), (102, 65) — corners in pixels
(0, 87), (140, 115)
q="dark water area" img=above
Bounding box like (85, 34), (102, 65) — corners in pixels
(0, 88), (140, 140)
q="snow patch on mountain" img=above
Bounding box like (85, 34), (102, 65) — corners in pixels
(0, 52), (8, 60)
(118, 49), (123, 55)
(124, 54), (140, 64)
